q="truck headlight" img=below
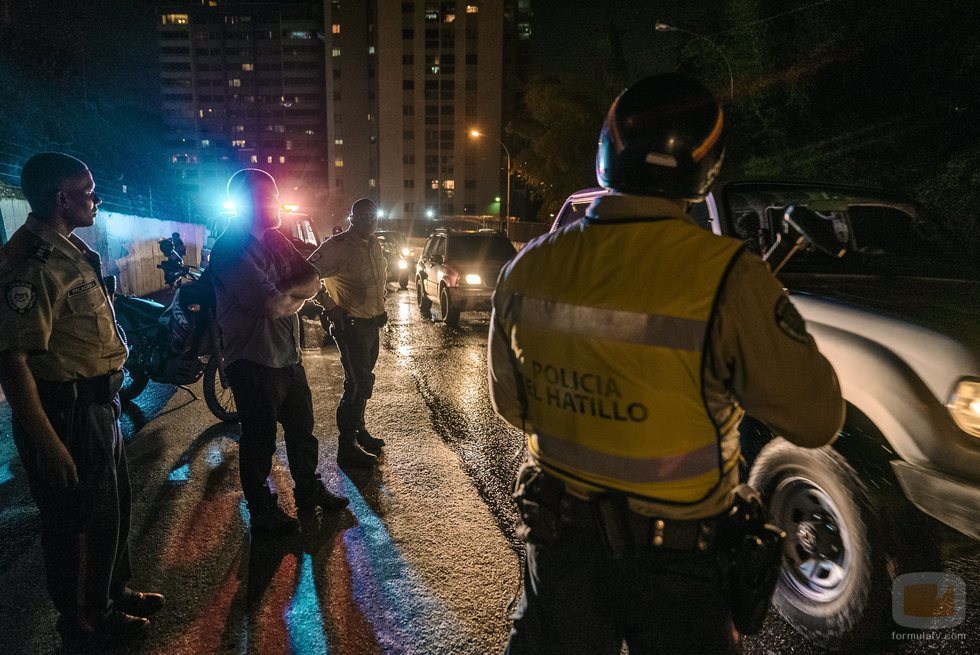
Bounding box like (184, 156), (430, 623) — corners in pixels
(398, 259), (408, 270)
(464, 273), (482, 285)
(947, 378), (980, 437)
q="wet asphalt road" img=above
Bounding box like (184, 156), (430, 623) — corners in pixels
(0, 281), (977, 654)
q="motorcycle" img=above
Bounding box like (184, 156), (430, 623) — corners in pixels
(112, 265), (238, 423)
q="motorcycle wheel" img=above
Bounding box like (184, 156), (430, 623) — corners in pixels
(116, 323), (149, 404)
(119, 368), (149, 404)
(203, 356), (239, 423)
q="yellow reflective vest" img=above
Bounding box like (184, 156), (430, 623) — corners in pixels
(496, 217), (745, 504)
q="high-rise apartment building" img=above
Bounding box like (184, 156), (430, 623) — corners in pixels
(157, 1), (329, 221)
(328, 0), (530, 225)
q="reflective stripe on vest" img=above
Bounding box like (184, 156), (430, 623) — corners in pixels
(500, 217), (744, 503)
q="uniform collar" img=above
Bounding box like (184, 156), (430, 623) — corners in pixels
(24, 214), (92, 262)
(587, 193), (693, 225)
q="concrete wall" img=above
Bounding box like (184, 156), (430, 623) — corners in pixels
(0, 197), (205, 296)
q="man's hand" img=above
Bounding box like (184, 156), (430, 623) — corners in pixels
(0, 350), (78, 489)
(281, 269), (321, 300)
(37, 440), (78, 490)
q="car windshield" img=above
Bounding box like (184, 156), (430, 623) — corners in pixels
(449, 234), (517, 261)
(724, 186), (980, 280)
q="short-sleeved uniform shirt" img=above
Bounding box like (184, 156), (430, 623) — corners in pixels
(0, 215), (127, 381)
(307, 230), (387, 318)
(209, 226), (315, 368)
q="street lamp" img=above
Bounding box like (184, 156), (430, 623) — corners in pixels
(655, 21), (734, 99)
(468, 129), (511, 220)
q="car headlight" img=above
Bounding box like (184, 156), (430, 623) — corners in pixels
(464, 273), (482, 285)
(947, 378), (980, 437)
(398, 259), (408, 269)
(401, 247), (411, 257)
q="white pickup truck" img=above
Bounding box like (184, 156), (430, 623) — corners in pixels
(552, 181), (980, 650)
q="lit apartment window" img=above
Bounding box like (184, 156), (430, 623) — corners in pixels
(443, 180), (455, 189)
(198, 109), (205, 118)
(335, 159), (344, 167)
(289, 31), (312, 39)
(466, 4), (479, 13)
(201, 139), (210, 148)
(279, 156), (286, 163)
(161, 13), (189, 25)
(242, 63), (253, 71)
(306, 129), (316, 135)
(332, 47), (341, 57)
(267, 156), (273, 163)
(369, 179), (376, 188)
(232, 139), (246, 147)
(332, 23), (341, 34)
(250, 155), (258, 163)
(232, 125), (245, 133)
(286, 140), (294, 150)
(444, 13), (455, 23)
(229, 79), (241, 87)
(368, 46), (376, 55)
(334, 138), (343, 145)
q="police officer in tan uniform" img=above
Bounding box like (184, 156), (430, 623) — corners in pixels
(308, 198), (388, 468)
(489, 76), (844, 654)
(0, 153), (164, 647)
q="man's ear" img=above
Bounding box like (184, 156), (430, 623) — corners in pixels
(55, 190), (70, 209)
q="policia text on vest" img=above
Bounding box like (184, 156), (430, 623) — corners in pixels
(524, 361), (649, 423)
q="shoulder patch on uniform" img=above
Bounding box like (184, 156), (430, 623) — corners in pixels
(775, 296), (809, 344)
(68, 280), (99, 297)
(27, 244), (52, 263)
(5, 281), (37, 314)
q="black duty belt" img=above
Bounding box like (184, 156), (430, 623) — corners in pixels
(36, 371), (125, 404)
(559, 487), (722, 553)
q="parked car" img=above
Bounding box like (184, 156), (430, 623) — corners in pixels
(552, 182), (980, 651)
(415, 228), (517, 326)
(375, 229), (412, 289)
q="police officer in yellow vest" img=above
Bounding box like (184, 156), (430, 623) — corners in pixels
(308, 198), (388, 468)
(488, 75), (844, 654)
(0, 153), (164, 647)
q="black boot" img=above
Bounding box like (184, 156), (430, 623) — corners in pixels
(295, 476), (349, 512)
(337, 432), (377, 468)
(248, 493), (299, 535)
(356, 428), (385, 453)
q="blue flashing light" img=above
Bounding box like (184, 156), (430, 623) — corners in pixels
(222, 200), (236, 211)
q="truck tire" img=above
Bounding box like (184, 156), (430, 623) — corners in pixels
(399, 272), (409, 289)
(203, 356), (239, 423)
(749, 439), (893, 651)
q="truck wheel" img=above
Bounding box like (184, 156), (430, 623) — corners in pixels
(749, 439), (892, 651)
(399, 272), (409, 289)
(417, 278), (432, 318)
(203, 356), (239, 423)
(440, 286), (460, 327)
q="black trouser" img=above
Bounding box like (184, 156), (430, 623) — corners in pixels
(12, 374), (132, 629)
(331, 316), (381, 435)
(506, 470), (738, 655)
(225, 360), (319, 508)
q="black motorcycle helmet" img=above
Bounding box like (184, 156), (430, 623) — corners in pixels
(596, 73), (725, 201)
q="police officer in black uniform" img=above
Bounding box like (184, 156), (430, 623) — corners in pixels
(0, 153), (164, 647)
